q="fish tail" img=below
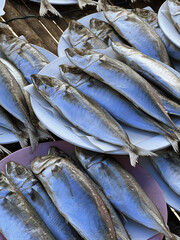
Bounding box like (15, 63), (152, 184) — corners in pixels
(165, 233), (180, 240)
(173, 129), (180, 142)
(164, 134), (179, 154)
(0, 145), (11, 154)
(28, 129), (38, 152)
(125, 146), (157, 167)
(39, 0), (62, 17)
(36, 128), (55, 142)
(15, 132), (29, 149)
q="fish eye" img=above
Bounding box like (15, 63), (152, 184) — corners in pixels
(77, 25), (83, 30)
(16, 166), (25, 175)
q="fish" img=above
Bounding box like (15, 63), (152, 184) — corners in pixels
(65, 48), (178, 132)
(89, 18), (125, 46)
(68, 20), (107, 50)
(0, 59), (40, 151)
(150, 150), (180, 196)
(31, 155), (117, 240)
(132, 8), (180, 61)
(167, 0), (180, 33)
(59, 64), (179, 152)
(0, 34), (50, 84)
(0, 171), (55, 240)
(5, 161), (81, 240)
(103, 5), (170, 65)
(32, 73), (156, 166)
(0, 57), (54, 142)
(0, 106), (28, 148)
(111, 42), (180, 102)
(75, 147), (180, 240)
(39, 0), (62, 17)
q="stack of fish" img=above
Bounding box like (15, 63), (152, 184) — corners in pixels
(0, 145), (180, 239)
(0, 35), (54, 152)
(28, 4), (180, 166)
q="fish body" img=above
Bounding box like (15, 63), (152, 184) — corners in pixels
(89, 18), (125, 46)
(75, 147), (177, 240)
(0, 172), (55, 240)
(68, 20), (107, 50)
(167, 0), (180, 33)
(65, 48), (176, 130)
(59, 64), (174, 134)
(5, 161), (81, 240)
(103, 5), (170, 65)
(132, 8), (180, 61)
(31, 155), (117, 240)
(150, 150), (180, 196)
(111, 42), (180, 101)
(0, 35), (49, 84)
(32, 74), (155, 166)
(0, 60), (39, 150)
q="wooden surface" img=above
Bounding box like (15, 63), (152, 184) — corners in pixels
(0, 0), (180, 238)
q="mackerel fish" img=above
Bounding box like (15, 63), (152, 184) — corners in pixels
(0, 60), (40, 151)
(68, 20), (107, 49)
(75, 147), (180, 240)
(132, 8), (180, 61)
(167, 0), (180, 33)
(32, 73), (156, 166)
(150, 150), (180, 196)
(111, 42), (180, 102)
(59, 64), (179, 152)
(0, 57), (54, 142)
(0, 171), (55, 240)
(0, 34), (49, 84)
(48, 145), (131, 240)
(5, 161), (81, 240)
(65, 48), (178, 132)
(31, 155), (117, 240)
(89, 18), (125, 46)
(103, 5), (170, 65)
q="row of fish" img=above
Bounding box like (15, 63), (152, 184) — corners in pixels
(0, 35), (54, 152)
(0, 145), (180, 239)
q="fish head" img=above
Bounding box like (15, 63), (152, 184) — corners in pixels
(68, 20), (90, 47)
(0, 34), (18, 52)
(31, 155), (63, 176)
(48, 146), (74, 163)
(65, 48), (101, 69)
(89, 18), (107, 31)
(75, 147), (105, 169)
(0, 172), (15, 197)
(31, 74), (65, 99)
(104, 5), (129, 23)
(59, 64), (90, 87)
(132, 8), (157, 25)
(5, 161), (35, 190)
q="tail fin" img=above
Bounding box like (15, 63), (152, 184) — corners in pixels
(125, 146), (157, 167)
(15, 133), (29, 149)
(39, 0), (62, 17)
(165, 233), (180, 240)
(0, 145), (11, 155)
(28, 129), (38, 153)
(164, 134), (179, 154)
